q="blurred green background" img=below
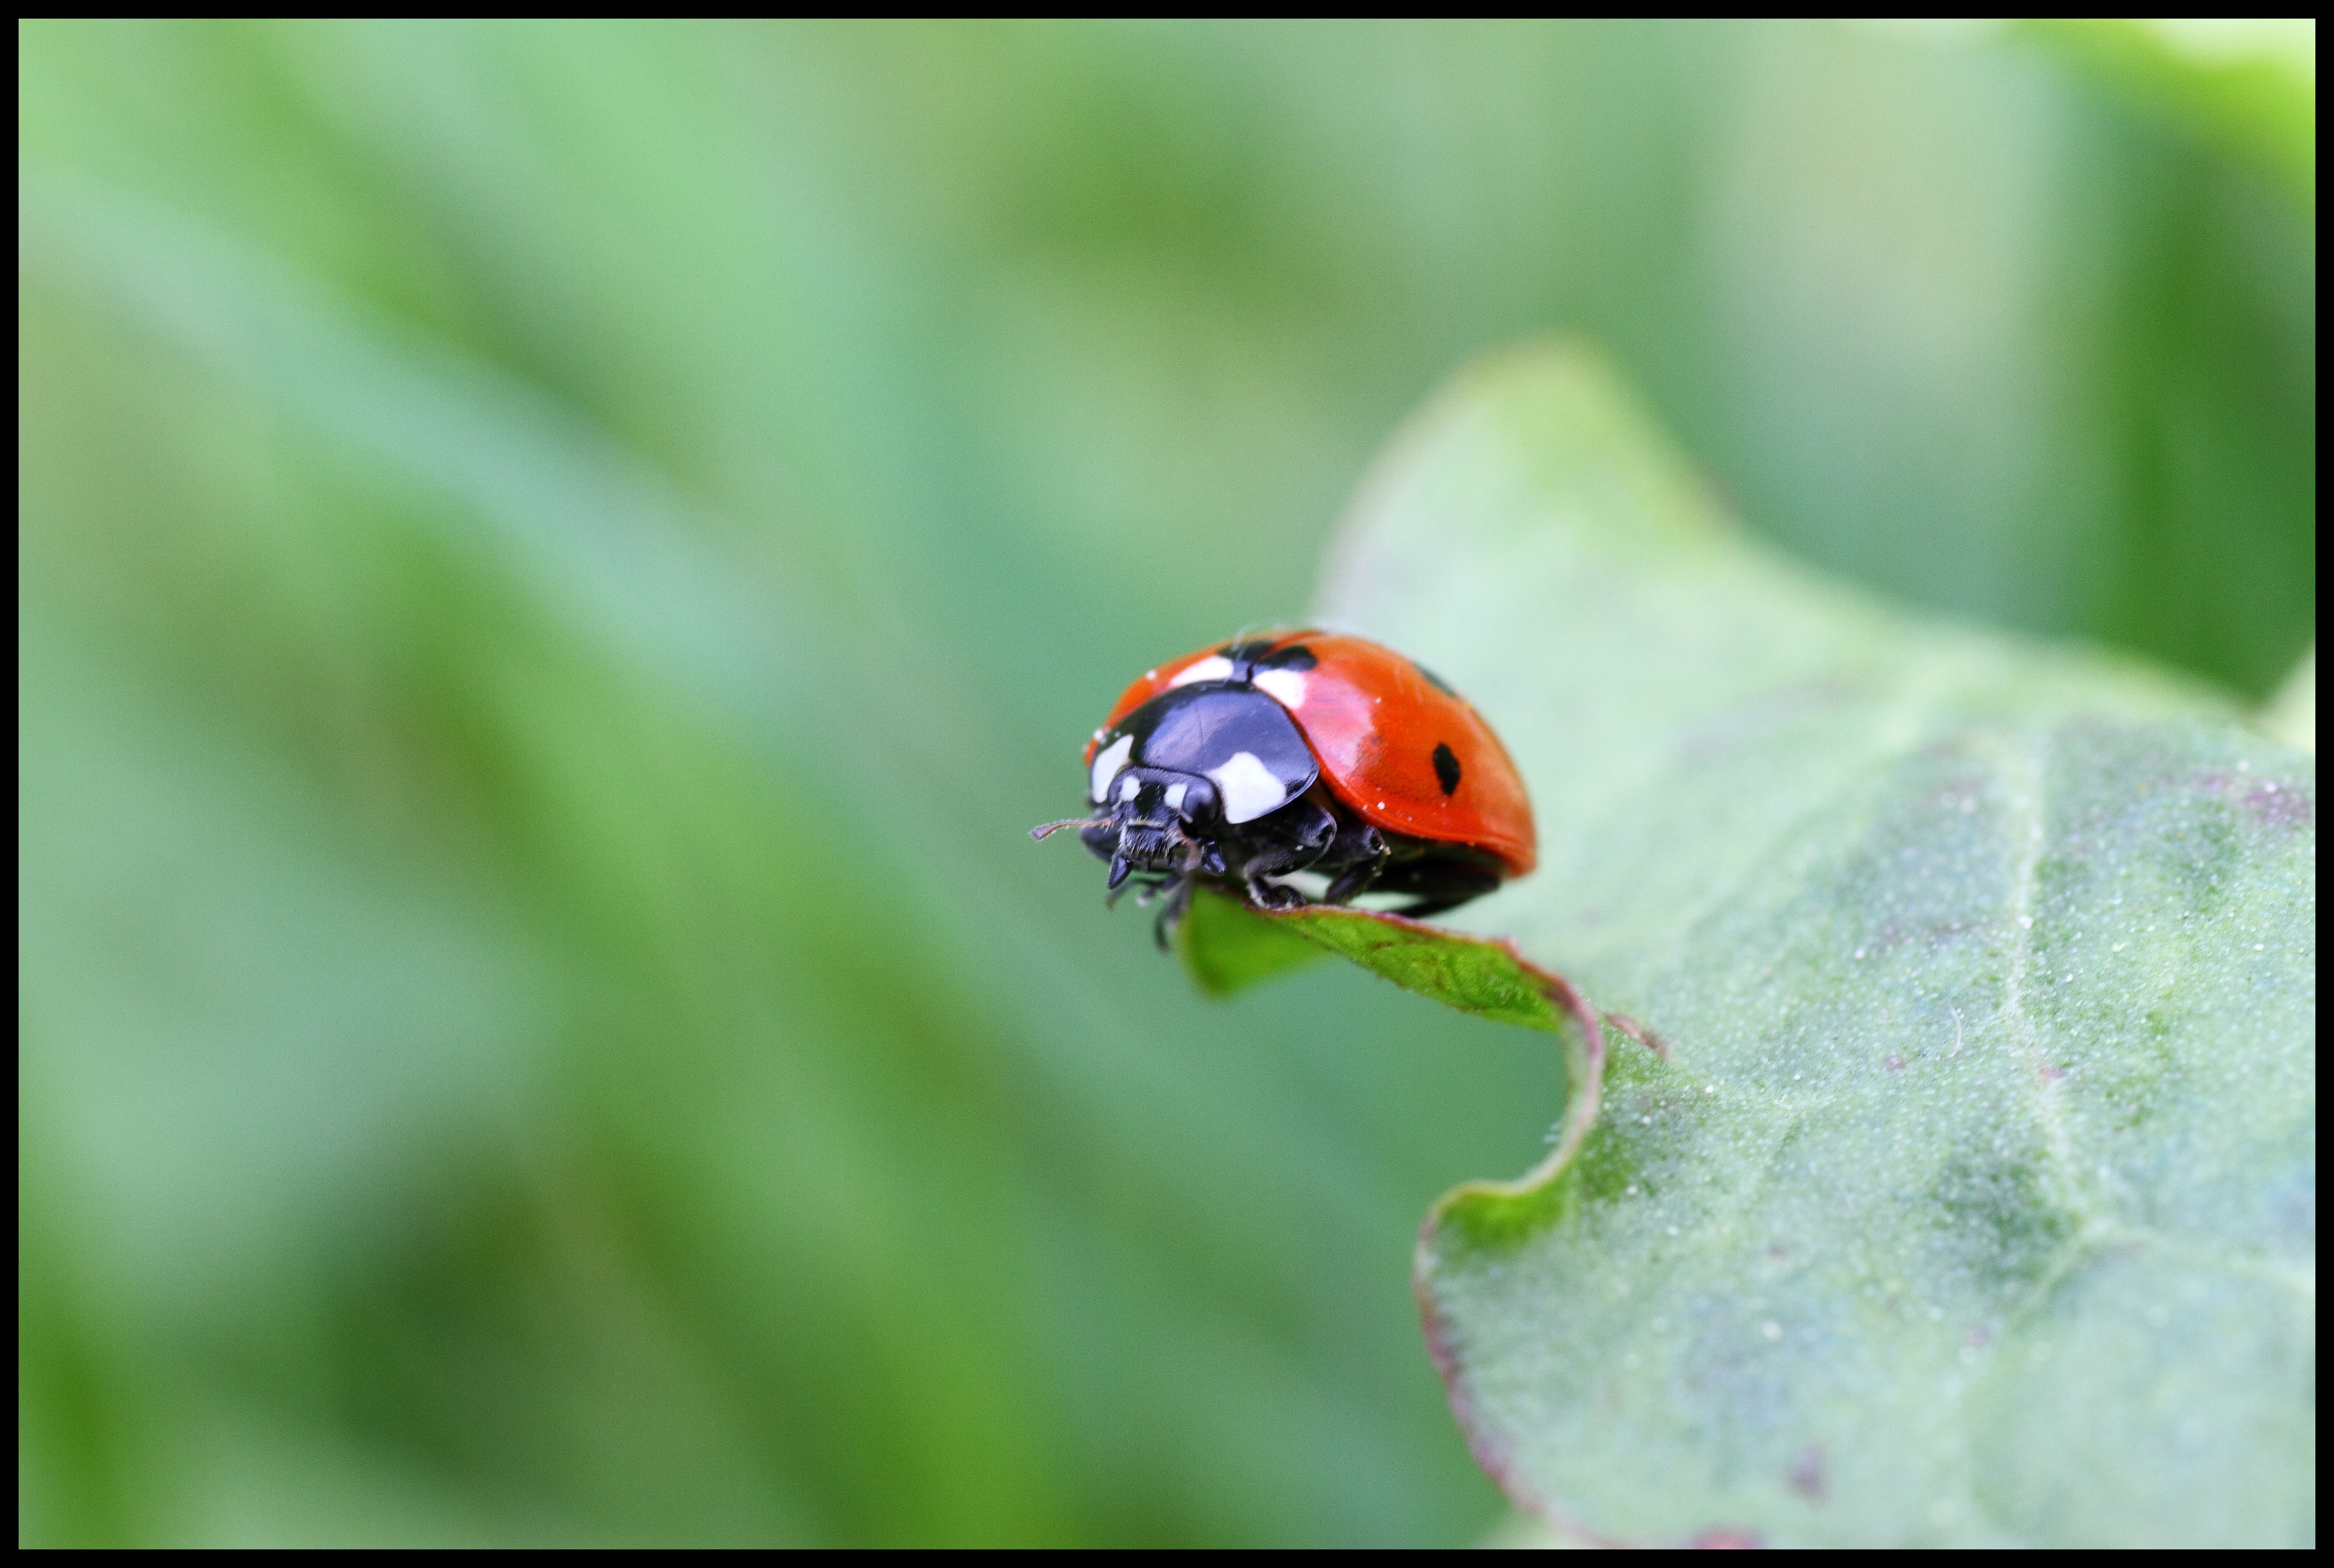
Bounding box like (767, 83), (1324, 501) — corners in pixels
(18, 20), (2314, 1547)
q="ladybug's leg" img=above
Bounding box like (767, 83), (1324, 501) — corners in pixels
(1321, 856), (1383, 906)
(1151, 842), (1205, 948)
(1152, 877), (1195, 949)
(1236, 799), (1337, 909)
(1318, 823), (1390, 906)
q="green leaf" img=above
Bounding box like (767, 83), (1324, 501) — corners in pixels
(1174, 886), (1330, 996)
(1189, 345), (2316, 1545)
(1187, 891), (1616, 1249)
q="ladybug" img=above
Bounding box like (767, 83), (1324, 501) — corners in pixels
(1034, 631), (1535, 942)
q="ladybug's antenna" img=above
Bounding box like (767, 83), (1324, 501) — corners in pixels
(1029, 816), (1109, 840)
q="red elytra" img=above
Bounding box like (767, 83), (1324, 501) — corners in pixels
(1086, 630), (1537, 877)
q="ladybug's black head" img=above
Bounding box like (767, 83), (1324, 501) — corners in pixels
(1032, 682), (1323, 933)
(1076, 767), (1227, 890)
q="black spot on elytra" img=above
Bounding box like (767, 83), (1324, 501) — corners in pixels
(1432, 742), (1462, 795)
(1409, 658), (1456, 695)
(1256, 643), (1317, 671)
(1221, 639), (1278, 665)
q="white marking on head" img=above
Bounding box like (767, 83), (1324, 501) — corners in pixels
(1089, 734), (1134, 803)
(1206, 751), (1291, 824)
(1251, 668), (1306, 710)
(1120, 776), (1139, 802)
(1163, 782), (1188, 811)
(1167, 655), (1235, 688)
